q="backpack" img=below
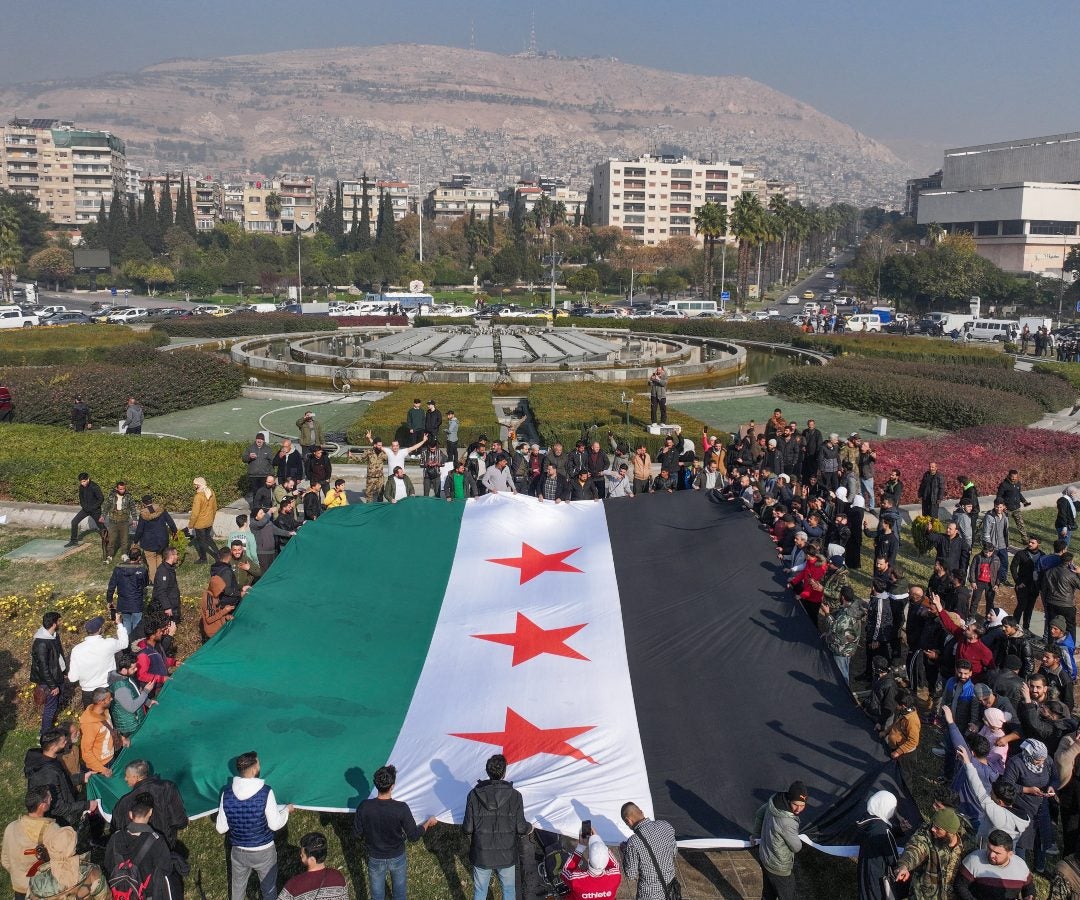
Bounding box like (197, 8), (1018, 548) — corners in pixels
(976, 559), (993, 584)
(109, 834), (157, 900)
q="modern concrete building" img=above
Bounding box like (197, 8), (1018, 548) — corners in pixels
(904, 170), (942, 220)
(0, 118), (126, 225)
(591, 154), (761, 245)
(917, 133), (1080, 276)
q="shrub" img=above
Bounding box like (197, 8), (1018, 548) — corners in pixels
(1034, 361), (1080, 394)
(830, 356), (1074, 413)
(346, 384), (501, 448)
(528, 383), (717, 457)
(333, 316), (409, 327)
(1, 349), (243, 426)
(153, 313), (338, 338)
(768, 366), (1037, 430)
(876, 427), (1080, 501)
(0, 324), (167, 366)
(911, 515), (945, 554)
(557, 317), (801, 344)
(791, 333), (1012, 369)
(0, 424), (245, 509)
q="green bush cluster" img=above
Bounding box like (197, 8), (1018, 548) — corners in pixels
(831, 356), (1074, 412)
(1, 347), (244, 426)
(768, 366), (1038, 430)
(153, 313), (338, 338)
(346, 384), (501, 448)
(527, 383), (717, 457)
(0, 424), (244, 509)
(791, 333), (1012, 369)
(0, 324), (167, 366)
(1033, 361), (1080, 393)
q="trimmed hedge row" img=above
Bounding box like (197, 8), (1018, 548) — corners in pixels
(791, 333), (1012, 369)
(0, 324), (167, 366)
(831, 356), (1074, 413)
(346, 384), (501, 448)
(0, 424), (245, 509)
(1034, 361), (1080, 393)
(154, 313), (338, 338)
(1, 345), (244, 426)
(528, 383), (716, 457)
(768, 366), (1038, 430)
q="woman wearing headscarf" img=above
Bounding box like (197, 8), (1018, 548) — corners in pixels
(26, 825), (108, 899)
(1001, 738), (1056, 873)
(188, 477), (218, 564)
(857, 790), (901, 900)
(846, 494), (866, 571)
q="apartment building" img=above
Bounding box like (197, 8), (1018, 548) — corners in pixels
(590, 154), (754, 246)
(278, 172), (317, 233)
(139, 172), (183, 209)
(124, 164), (142, 203)
(510, 178), (588, 221)
(427, 174), (504, 222)
(0, 118), (126, 225)
(340, 177), (415, 231)
(193, 178), (222, 231)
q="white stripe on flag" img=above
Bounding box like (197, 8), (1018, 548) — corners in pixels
(383, 493), (655, 844)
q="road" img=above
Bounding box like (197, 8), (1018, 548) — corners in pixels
(759, 249), (855, 320)
(33, 289), (201, 314)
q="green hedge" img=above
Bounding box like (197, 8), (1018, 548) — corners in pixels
(153, 313), (338, 338)
(0, 324), (167, 366)
(346, 384), (501, 448)
(0, 425), (245, 509)
(791, 333), (1012, 369)
(1, 345), (244, 426)
(1034, 361), (1080, 393)
(768, 366), (1038, 430)
(831, 356), (1074, 412)
(528, 383), (718, 457)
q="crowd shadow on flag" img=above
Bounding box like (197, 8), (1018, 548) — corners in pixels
(765, 717), (882, 787)
(324, 765), (373, 899)
(426, 759), (473, 900)
(664, 779), (744, 841)
(570, 798), (621, 843)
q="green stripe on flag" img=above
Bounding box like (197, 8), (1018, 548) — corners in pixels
(90, 500), (465, 816)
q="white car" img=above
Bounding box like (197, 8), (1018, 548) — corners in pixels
(38, 305), (67, 318)
(328, 304), (362, 317)
(784, 295), (800, 304)
(0, 305), (39, 328)
(106, 307), (149, 324)
(825, 271), (835, 279)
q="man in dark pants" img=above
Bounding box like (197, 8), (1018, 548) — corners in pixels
(1010, 538), (1045, 632)
(29, 611), (66, 738)
(918, 461), (946, 519)
(1042, 552), (1080, 642)
(648, 367), (667, 425)
(65, 473), (104, 547)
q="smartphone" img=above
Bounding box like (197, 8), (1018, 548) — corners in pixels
(581, 820), (592, 839)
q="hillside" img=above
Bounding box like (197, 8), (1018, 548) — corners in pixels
(0, 43), (912, 204)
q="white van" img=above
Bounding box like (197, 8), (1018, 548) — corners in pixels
(0, 305), (39, 328)
(845, 313), (882, 333)
(963, 318), (1018, 342)
(927, 312), (973, 335)
(659, 299), (718, 316)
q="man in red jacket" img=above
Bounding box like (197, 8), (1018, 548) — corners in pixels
(562, 832), (622, 900)
(931, 592), (994, 679)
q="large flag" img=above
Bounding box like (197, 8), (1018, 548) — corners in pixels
(91, 492), (907, 848)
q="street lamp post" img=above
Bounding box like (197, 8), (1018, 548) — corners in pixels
(237, 281), (244, 301)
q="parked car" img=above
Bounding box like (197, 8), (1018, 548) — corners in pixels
(845, 313), (883, 333)
(0, 306), (39, 328)
(38, 305), (67, 318)
(784, 295), (800, 304)
(106, 307), (149, 324)
(825, 271), (835, 279)
(41, 311), (93, 326)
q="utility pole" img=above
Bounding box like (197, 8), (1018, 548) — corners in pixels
(296, 229), (303, 305)
(418, 164), (423, 263)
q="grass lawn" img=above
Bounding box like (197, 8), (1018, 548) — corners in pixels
(143, 398), (369, 442)
(670, 396), (941, 440)
(0, 509), (1067, 899)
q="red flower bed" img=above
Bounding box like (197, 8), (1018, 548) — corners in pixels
(876, 427), (1080, 499)
(334, 315), (409, 327)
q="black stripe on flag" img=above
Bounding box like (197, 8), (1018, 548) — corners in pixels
(604, 491), (910, 845)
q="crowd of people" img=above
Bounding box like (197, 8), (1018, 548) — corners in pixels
(13, 390), (1080, 900)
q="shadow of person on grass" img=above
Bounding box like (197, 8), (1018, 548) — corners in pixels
(0, 649), (21, 753)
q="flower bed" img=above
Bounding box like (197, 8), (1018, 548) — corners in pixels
(768, 366), (1037, 429)
(876, 427), (1080, 501)
(333, 315), (409, 327)
(154, 313), (338, 337)
(792, 333), (1012, 369)
(0, 324), (167, 366)
(0, 345), (244, 426)
(0, 424), (245, 509)
(346, 384), (501, 448)
(831, 356), (1074, 412)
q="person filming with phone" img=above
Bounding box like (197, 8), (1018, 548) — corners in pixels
(561, 818), (622, 899)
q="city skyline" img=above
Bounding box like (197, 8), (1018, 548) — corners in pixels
(2, 0), (1078, 169)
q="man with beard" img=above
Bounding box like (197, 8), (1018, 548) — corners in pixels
(895, 808), (965, 897)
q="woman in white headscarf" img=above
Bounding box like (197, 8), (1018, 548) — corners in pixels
(846, 493), (866, 571)
(856, 790), (900, 900)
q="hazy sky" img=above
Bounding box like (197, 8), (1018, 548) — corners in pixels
(4, 0), (1078, 166)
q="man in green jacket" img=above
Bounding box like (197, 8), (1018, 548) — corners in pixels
(751, 780), (806, 900)
(895, 807), (964, 899)
(108, 650), (153, 739)
(105, 481), (134, 563)
(295, 411), (324, 458)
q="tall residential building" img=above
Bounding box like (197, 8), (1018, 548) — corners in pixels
(0, 118), (126, 225)
(124, 164), (142, 204)
(278, 172), (317, 233)
(427, 174), (504, 223)
(917, 133), (1080, 275)
(193, 178), (222, 231)
(510, 178), (588, 221)
(340, 177), (415, 232)
(591, 154), (758, 245)
(904, 170), (942, 220)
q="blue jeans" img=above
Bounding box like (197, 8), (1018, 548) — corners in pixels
(121, 611), (142, 634)
(995, 548), (1009, 585)
(833, 655), (851, 682)
(1062, 528), (1073, 549)
(472, 864), (514, 900)
(861, 477), (874, 505)
(369, 853), (407, 900)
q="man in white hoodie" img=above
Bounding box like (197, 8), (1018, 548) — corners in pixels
(216, 751), (294, 900)
(66, 615), (128, 707)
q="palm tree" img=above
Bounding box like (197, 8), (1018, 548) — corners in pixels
(768, 195), (791, 286)
(0, 206), (20, 302)
(730, 193), (766, 308)
(264, 191), (282, 234)
(693, 202), (727, 306)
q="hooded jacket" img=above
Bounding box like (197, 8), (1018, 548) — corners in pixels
(23, 750), (87, 826)
(462, 778), (529, 868)
(150, 561), (180, 617)
(133, 505), (177, 553)
(30, 626), (66, 689)
(103, 823), (175, 899)
(78, 479), (104, 514)
(110, 776), (189, 849)
(857, 792), (899, 900)
(106, 561), (148, 614)
(752, 793), (802, 876)
(251, 513), (292, 554)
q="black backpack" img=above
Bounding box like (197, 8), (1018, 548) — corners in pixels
(109, 834), (157, 900)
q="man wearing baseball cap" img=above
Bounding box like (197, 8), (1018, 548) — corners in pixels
(895, 807), (964, 894)
(751, 780), (807, 899)
(65, 613), (129, 707)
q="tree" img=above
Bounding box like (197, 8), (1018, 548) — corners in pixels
(28, 247), (74, 288)
(693, 201), (727, 304)
(107, 191), (128, 258)
(653, 268), (687, 300)
(140, 182), (161, 253)
(566, 267), (600, 298)
(264, 191), (282, 234)
(355, 174), (372, 251)
(729, 193), (767, 308)
(0, 189), (50, 256)
(158, 176), (174, 236)
(317, 183), (344, 247)
(0, 205), (20, 302)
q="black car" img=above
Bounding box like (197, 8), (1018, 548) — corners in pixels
(41, 311), (93, 326)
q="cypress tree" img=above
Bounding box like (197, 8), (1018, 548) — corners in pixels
(356, 173), (372, 251)
(96, 198), (108, 237)
(488, 201), (496, 248)
(107, 191), (127, 257)
(140, 181), (160, 252)
(158, 175), (174, 234)
(175, 176), (189, 234)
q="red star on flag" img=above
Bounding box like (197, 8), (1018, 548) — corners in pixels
(450, 707), (597, 764)
(486, 543), (583, 585)
(473, 612), (589, 666)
